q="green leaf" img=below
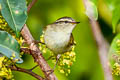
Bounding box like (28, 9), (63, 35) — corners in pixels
(105, 0), (120, 11)
(1, 0), (27, 34)
(91, 0), (97, 5)
(109, 34), (120, 66)
(112, 6), (120, 33)
(84, 0), (98, 20)
(0, 0), (1, 9)
(0, 31), (23, 63)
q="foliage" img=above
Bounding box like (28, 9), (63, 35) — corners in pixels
(1, 0), (27, 35)
(0, 56), (13, 79)
(0, 0), (27, 79)
(84, 0), (98, 21)
(106, 0), (120, 78)
(0, 0), (120, 80)
(112, 7), (120, 33)
(0, 15), (14, 35)
(0, 31), (23, 63)
(109, 34), (120, 76)
(105, 0), (120, 33)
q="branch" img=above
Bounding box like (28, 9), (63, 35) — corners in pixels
(20, 48), (36, 55)
(20, 0), (57, 79)
(27, 0), (38, 13)
(9, 65), (44, 80)
(83, 0), (113, 80)
(21, 25), (57, 80)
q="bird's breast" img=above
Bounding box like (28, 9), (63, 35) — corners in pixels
(44, 30), (70, 54)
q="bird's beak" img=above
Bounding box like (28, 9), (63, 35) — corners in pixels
(71, 22), (80, 24)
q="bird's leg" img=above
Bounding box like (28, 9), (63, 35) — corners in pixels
(53, 54), (61, 70)
(30, 55), (61, 74)
(45, 54), (61, 75)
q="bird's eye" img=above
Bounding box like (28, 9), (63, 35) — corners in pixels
(65, 21), (68, 23)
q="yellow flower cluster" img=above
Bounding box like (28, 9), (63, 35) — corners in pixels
(0, 15), (25, 63)
(0, 56), (13, 79)
(112, 63), (120, 76)
(58, 46), (76, 76)
(39, 34), (76, 76)
(14, 36), (24, 46)
(0, 15), (14, 34)
(111, 39), (120, 76)
(39, 34), (49, 54)
(0, 15), (25, 45)
(0, 16), (7, 28)
(116, 39), (120, 54)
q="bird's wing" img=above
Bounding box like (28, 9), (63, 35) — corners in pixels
(68, 34), (76, 46)
(43, 25), (47, 32)
(66, 34), (76, 52)
(43, 24), (53, 32)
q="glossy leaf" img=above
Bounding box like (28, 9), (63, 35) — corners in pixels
(105, 0), (120, 11)
(0, 31), (23, 63)
(91, 0), (97, 5)
(1, 0), (27, 34)
(0, 0), (1, 10)
(84, 0), (98, 20)
(109, 34), (120, 66)
(112, 6), (120, 33)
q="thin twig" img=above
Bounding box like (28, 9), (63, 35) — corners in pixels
(9, 65), (44, 80)
(83, 0), (113, 80)
(27, 0), (38, 13)
(29, 65), (39, 71)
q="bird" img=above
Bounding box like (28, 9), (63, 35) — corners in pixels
(29, 17), (79, 72)
(44, 16), (79, 59)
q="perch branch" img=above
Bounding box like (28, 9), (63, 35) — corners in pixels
(9, 65), (44, 80)
(21, 25), (57, 80)
(20, 0), (57, 79)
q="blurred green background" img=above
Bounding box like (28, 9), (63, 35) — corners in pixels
(12, 0), (120, 80)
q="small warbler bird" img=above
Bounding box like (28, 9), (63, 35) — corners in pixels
(44, 17), (79, 57)
(29, 17), (79, 71)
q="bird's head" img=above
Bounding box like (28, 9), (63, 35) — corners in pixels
(53, 17), (80, 33)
